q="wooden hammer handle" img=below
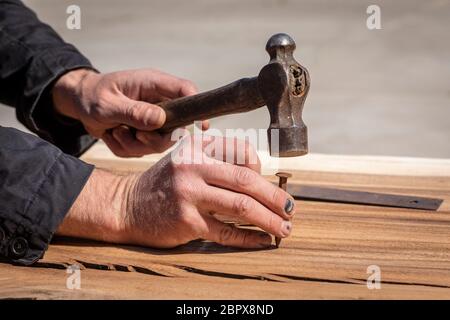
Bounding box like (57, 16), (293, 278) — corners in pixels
(157, 76), (265, 133)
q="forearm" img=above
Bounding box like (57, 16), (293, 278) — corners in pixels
(56, 169), (138, 243)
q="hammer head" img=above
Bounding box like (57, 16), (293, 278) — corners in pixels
(258, 33), (310, 157)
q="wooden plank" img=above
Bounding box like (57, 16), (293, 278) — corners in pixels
(1, 142), (449, 299)
(80, 141), (450, 177)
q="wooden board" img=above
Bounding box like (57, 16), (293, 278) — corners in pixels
(1, 143), (450, 299)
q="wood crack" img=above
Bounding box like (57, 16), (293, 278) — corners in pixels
(351, 278), (450, 289)
(271, 273), (363, 285)
(27, 260), (169, 277)
(271, 273), (450, 289)
(174, 265), (282, 282)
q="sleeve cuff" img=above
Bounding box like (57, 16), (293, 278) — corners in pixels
(16, 46), (99, 156)
(0, 129), (94, 265)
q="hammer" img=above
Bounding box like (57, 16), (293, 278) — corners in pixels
(155, 33), (310, 157)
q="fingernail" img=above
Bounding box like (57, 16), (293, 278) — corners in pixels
(281, 221), (292, 237)
(284, 198), (294, 214)
(150, 107), (164, 125)
(258, 233), (272, 248)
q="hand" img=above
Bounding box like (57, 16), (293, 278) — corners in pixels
(52, 68), (208, 157)
(58, 135), (296, 249)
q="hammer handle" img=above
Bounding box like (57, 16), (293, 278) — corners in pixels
(157, 77), (265, 133)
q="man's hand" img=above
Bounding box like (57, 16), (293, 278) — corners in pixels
(58, 135), (295, 249)
(52, 68), (207, 157)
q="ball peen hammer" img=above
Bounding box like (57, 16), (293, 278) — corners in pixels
(155, 33), (310, 157)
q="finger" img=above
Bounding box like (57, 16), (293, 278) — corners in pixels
(101, 131), (133, 158)
(198, 161), (295, 220)
(135, 130), (178, 153)
(201, 216), (272, 249)
(110, 96), (166, 131)
(202, 136), (261, 173)
(153, 72), (198, 98)
(198, 185), (293, 238)
(111, 125), (154, 156)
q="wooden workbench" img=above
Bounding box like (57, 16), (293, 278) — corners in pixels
(1, 142), (449, 299)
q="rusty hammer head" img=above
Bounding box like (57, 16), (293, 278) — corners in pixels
(258, 33), (310, 157)
(156, 33), (310, 158)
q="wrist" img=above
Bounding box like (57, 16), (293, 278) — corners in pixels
(57, 168), (138, 243)
(52, 68), (99, 120)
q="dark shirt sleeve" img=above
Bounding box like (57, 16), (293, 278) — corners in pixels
(0, 0), (97, 156)
(0, 127), (94, 265)
(0, 1), (97, 265)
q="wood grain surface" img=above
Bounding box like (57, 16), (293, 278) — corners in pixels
(1, 144), (449, 299)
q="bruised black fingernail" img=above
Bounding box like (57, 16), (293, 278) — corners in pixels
(281, 221), (292, 237)
(284, 198), (294, 214)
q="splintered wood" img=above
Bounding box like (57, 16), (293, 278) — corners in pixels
(1, 146), (449, 299)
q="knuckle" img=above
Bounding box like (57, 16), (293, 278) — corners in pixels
(182, 79), (197, 91)
(234, 167), (256, 188)
(271, 187), (284, 209)
(267, 212), (279, 233)
(233, 195), (254, 218)
(172, 176), (197, 201)
(170, 158), (192, 173)
(125, 102), (140, 121)
(172, 177), (189, 195)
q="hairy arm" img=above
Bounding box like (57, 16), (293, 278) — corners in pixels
(56, 169), (134, 243)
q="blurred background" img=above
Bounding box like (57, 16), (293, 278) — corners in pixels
(1, 0), (449, 157)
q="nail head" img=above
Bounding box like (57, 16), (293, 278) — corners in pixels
(276, 172), (292, 179)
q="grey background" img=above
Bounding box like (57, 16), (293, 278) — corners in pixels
(2, 0), (449, 158)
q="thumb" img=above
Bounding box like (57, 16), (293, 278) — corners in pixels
(111, 96), (166, 130)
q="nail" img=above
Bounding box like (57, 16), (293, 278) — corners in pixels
(281, 220), (292, 237)
(284, 198), (294, 214)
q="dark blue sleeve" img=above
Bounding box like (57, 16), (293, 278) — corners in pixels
(0, 127), (94, 265)
(0, 0), (97, 156)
